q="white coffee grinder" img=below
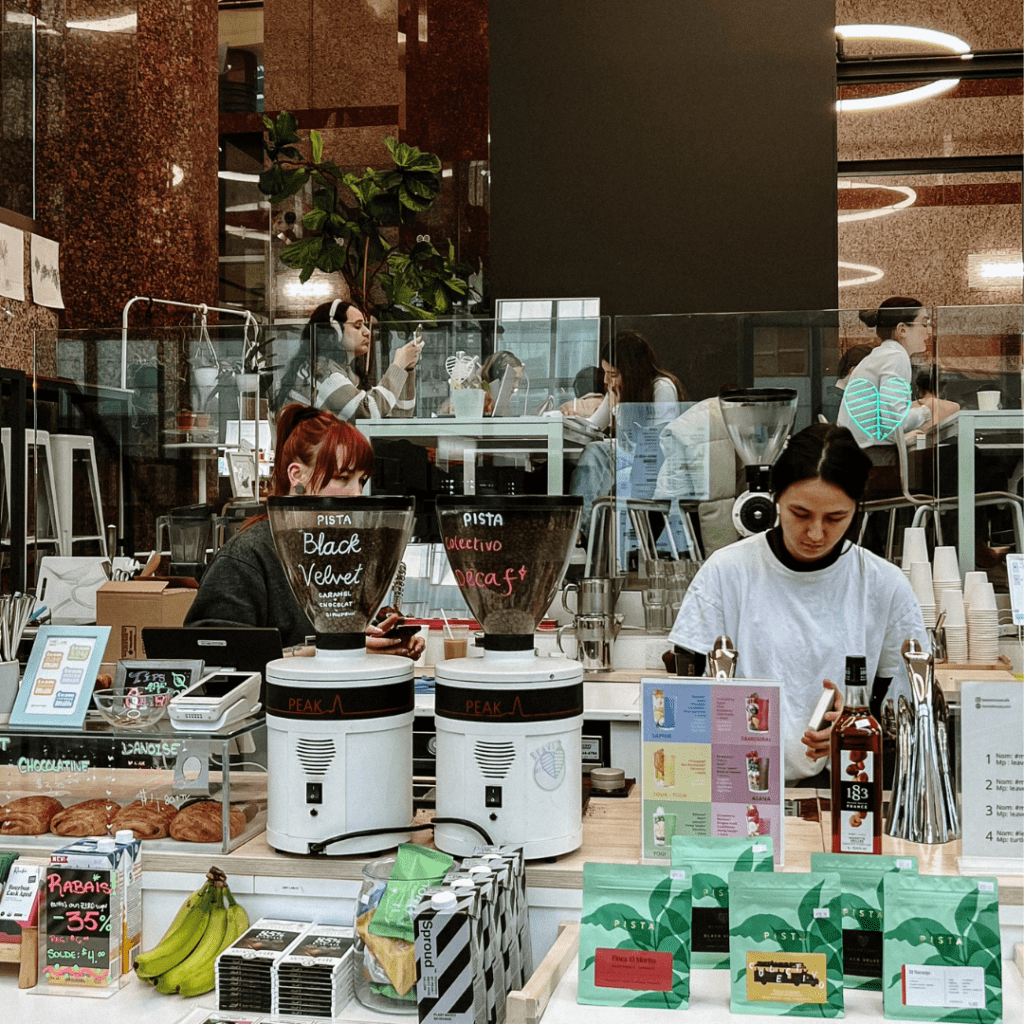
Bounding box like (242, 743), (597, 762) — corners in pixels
(432, 495), (584, 859)
(719, 388), (798, 537)
(263, 495), (416, 855)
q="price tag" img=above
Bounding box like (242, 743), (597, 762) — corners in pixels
(0, 864), (40, 921)
(44, 867), (119, 985)
(960, 681), (1024, 862)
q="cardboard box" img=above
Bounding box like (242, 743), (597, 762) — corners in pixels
(95, 580), (196, 662)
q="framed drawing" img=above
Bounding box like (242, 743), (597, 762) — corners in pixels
(226, 451), (256, 498)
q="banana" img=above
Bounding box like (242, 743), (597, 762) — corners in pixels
(156, 898), (228, 996)
(148, 881), (212, 951)
(220, 888), (250, 952)
(136, 886), (216, 981)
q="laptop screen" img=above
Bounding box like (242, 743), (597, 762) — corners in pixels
(141, 627), (284, 674)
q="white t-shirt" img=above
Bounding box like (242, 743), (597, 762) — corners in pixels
(588, 376), (679, 432)
(668, 532), (927, 782)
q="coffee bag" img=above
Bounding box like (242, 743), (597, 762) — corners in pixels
(578, 862), (692, 1009)
(729, 871), (844, 1017)
(811, 851), (917, 989)
(882, 873), (1001, 1022)
(671, 835), (774, 970)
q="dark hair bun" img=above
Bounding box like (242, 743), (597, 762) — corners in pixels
(859, 309), (880, 329)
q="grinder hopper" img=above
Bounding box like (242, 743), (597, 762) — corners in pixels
(718, 388), (798, 537)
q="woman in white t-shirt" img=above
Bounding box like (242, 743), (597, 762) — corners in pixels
(668, 423), (927, 784)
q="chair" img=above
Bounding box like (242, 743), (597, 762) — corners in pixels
(1, 428), (64, 556)
(858, 428), (1024, 560)
(50, 433), (108, 557)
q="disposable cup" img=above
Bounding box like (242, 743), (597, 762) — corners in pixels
(970, 582), (998, 612)
(932, 546), (960, 582)
(901, 528), (929, 569)
(443, 624), (470, 659)
(908, 561), (934, 603)
(939, 590), (966, 625)
(451, 387), (485, 418)
(977, 390), (1000, 411)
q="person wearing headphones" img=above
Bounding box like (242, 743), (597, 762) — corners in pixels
(277, 299), (424, 420)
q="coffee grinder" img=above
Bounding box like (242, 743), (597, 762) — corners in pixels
(718, 388), (798, 537)
(263, 496), (416, 855)
(432, 495), (584, 859)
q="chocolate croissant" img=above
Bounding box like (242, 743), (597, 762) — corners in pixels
(51, 798), (121, 837)
(110, 799), (179, 839)
(0, 795), (63, 835)
(169, 800), (246, 843)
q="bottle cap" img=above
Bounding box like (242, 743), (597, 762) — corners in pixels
(114, 830), (135, 844)
(95, 837), (116, 852)
(431, 891), (458, 910)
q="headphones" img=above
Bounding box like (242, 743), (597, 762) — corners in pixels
(329, 298), (343, 342)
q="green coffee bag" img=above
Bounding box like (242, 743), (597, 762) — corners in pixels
(368, 844), (454, 943)
(882, 873), (1001, 1022)
(811, 852), (918, 990)
(672, 835), (774, 970)
(578, 862), (693, 1009)
(729, 871), (844, 1017)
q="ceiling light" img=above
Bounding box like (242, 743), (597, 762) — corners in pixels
(838, 261), (885, 287)
(219, 170), (262, 182)
(838, 181), (917, 222)
(978, 261), (1023, 279)
(967, 253), (1024, 289)
(67, 13), (137, 31)
(835, 24), (970, 112)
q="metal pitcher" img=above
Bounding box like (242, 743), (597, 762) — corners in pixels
(707, 635), (738, 679)
(557, 612), (621, 672)
(561, 576), (624, 618)
(885, 637), (960, 844)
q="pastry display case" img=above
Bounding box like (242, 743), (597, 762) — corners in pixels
(0, 719), (266, 854)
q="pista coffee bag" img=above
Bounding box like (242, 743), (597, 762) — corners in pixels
(882, 873), (1001, 1023)
(811, 851), (918, 990)
(671, 835), (774, 970)
(729, 871), (844, 1017)
(578, 862), (693, 1009)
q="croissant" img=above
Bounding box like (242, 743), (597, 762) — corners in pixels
(169, 800), (247, 843)
(51, 798), (121, 837)
(110, 799), (179, 840)
(0, 795), (63, 835)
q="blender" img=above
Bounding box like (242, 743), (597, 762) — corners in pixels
(718, 388), (798, 537)
(263, 495), (417, 855)
(432, 495), (585, 859)
(155, 503), (225, 580)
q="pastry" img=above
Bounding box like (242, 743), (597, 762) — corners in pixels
(110, 799), (179, 839)
(169, 800), (246, 843)
(0, 795), (63, 835)
(51, 798), (121, 837)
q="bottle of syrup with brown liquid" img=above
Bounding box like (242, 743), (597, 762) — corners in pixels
(830, 655), (882, 854)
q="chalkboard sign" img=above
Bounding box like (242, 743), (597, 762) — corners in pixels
(114, 659), (205, 701)
(45, 866), (119, 986)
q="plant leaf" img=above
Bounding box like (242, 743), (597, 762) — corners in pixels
(310, 129), (323, 165)
(797, 880), (826, 933)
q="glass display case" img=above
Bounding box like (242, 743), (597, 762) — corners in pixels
(0, 718), (266, 854)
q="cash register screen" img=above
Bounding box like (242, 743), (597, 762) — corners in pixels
(190, 674), (244, 699)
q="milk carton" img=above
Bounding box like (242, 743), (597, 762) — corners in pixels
(113, 829), (143, 973)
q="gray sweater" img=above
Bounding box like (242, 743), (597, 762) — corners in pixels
(184, 519), (312, 648)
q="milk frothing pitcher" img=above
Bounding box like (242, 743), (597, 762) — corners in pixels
(707, 635), (738, 679)
(885, 637), (960, 844)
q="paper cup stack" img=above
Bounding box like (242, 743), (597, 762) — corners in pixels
(964, 573), (1001, 664)
(931, 546), (961, 609)
(939, 590), (968, 663)
(908, 561), (936, 629)
(900, 528), (929, 581)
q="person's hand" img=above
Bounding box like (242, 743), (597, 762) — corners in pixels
(365, 613), (424, 661)
(802, 679), (844, 763)
(393, 338), (425, 371)
(283, 645), (316, 658)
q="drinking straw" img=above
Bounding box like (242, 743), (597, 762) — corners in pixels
(440, 608), (453, 640)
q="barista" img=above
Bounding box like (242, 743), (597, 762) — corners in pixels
(185, 404), (425, 658)
(668, 423), (927, 784)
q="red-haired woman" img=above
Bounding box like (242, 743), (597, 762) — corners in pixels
(185, 404), (423, 658)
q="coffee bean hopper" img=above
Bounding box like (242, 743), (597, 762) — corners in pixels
(718, 388), (798, 537)
(432, 495), (585, 858)
(263, 496), (417, 855)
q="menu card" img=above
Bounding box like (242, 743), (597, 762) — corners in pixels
(641, 677), (784, 864)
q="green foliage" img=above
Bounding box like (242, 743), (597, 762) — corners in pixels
(256, 114), (472, 319)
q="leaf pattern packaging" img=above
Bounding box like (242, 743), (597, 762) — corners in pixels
(811, 852), (918, 990)
(671, 835), (775, 969)
(729, 871), (844, 1017)
(578, 862), (692, 1009)
(882, 874), (1001, 1023)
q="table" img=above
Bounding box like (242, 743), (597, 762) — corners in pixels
(933, 410), (1024, 575)
(357, 415), (604, 495)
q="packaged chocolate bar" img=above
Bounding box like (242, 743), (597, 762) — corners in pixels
(882, 873), (1001, 1022)
(578, 862), (692, 1009)
(811, 851), (917, 989)
(672, 835), (774, 970)
(729, 871), (844, 1017)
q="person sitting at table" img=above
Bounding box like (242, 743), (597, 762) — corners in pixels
(558, 366), (605, 418)
(185, 403), (424, 659)
(275, 300), (424, 420)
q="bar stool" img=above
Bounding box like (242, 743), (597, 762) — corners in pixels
(0, 428), (65, 555)
(50, 433), (109, 558)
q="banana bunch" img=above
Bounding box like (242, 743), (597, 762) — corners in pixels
(136, 865), (249, 997)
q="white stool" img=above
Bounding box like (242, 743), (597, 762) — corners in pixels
(0, 428), (65, 555)
(50, 433), (108, 558)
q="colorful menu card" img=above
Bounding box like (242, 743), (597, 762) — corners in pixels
(641, 677), (784, 864)
(8, 625), (110, 731)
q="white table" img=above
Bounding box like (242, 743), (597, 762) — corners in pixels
(357, 415), (604, 495)
(933, 410), (1024, 575)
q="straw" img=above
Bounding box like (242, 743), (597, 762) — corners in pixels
(440, 608), (453, 640)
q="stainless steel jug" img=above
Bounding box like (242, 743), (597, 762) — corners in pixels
(885, 637), (960, 844)
(557, 612), (621, 672)
(562, 576), (624, 617)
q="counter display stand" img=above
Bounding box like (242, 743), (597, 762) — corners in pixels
(0, 719), (266, 854)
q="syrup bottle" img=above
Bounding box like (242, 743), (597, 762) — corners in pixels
(830, 655), (882, 854)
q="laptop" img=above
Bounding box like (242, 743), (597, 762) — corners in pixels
(141, 626), (284, 674)
(488, 366), (520, 417)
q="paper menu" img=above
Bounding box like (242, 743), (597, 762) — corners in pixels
(641, 677), (785, 864)
(23, 634), (98, 716)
